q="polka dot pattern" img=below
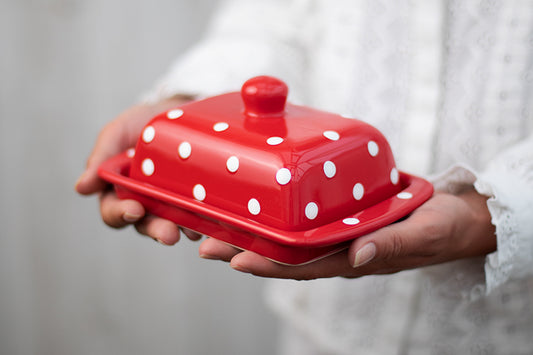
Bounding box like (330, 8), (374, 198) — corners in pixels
(126, 148), (135, 158)
(226, 156), (239, 173)
(368, 141), (379, 157)
(353, 183), (364, 200)
(323, 130), (340, 141)
(141, 158), (154, 176)
(390, 168), (399, 185)
(248, 198), (260, 215)
(213, 122), (229, 132)
(323, 161), (336, 178)
(178, 142), (192, 159)
(167, 109), (184, 119)
(305, 202), (318, 220)
(343, 218), (360, 225)
(397, 192), (413, 199)
(276, 168), (291, 185)
(135, 118), (416, 228)
(267, 137), (284, 146)
(193, 184), (206, 201)
(142, 126), (155, 143)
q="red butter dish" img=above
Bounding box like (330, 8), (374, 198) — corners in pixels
(98, 76), (433, 265)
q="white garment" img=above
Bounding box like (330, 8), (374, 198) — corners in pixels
(145, 0), (533, 353)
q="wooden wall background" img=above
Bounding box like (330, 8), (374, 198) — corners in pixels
(0, 1), (277, 354)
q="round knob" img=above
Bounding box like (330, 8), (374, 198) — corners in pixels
(241, 76), (288, 117)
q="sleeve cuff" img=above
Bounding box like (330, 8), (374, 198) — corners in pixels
(475, 169), (533, 293)
(431, 162), (533, 295)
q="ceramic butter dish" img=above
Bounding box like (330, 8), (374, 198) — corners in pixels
(98, 76), (433, 265)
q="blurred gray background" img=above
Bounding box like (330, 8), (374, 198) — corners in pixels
(0, 1), (278, 354)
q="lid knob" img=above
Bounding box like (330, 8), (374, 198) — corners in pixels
(241, 76), (288, 118)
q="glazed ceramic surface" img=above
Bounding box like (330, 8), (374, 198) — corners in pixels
(99, 76), (433, 264)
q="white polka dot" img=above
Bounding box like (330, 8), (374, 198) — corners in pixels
(213, 122), (229, 132)
(267, 137), (284, 146)
(141, 158), (154, 176)
(390, 167), (399, 185)
(178, 142), (192, 159)
(276, 168), (292, 185)
(353, 183), (365, 200)
(167, 109), (184, 119)
(226, 156), (239, 173)
(323, 130), (340, 141)
(368, 141), (379, 157)
(126, 148), (135, 158)
(142, 126), (155, 143)
(248, 198), (261, 215)
(323, 161), (336, 178)
(305, 202), (319, 220)
(397, 192), (413, 199)
(193, 184), (206, 201)
(343, 218), (360, 225)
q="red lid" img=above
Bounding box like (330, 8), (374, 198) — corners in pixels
(128, 76), (403, 231)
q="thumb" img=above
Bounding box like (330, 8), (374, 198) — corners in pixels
(347, 216), (435, 270)
(75, 120), (128, 195)
(75, 99), (193, 196)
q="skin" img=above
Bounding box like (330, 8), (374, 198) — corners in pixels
(75, 96), (202, 244)
(75, 100), (496, 279)
(200, 189), (496, 279)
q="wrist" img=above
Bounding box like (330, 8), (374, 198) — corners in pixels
(457, 188), (497, 257)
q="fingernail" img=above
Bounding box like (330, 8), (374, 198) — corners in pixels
(123, 212), (142, 223)
(353, 242), (376, 268)
(199, 253), (220, 260)
(153, 238), (169, 246)
(231, 263), (251, 273)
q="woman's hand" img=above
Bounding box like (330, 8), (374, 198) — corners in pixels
(199, 188), (496, 279)
(75, 96), (202, 244)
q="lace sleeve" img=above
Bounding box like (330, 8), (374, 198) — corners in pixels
(475, 137), (533, 293)
(142, 0), (307, 103)
(432, 137), (533, 295)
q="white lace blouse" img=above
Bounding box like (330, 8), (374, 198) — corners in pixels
(145, 0), (533, 353)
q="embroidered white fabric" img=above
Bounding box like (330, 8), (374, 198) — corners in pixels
(144, 0), (533, 353)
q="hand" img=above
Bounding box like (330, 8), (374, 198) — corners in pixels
(199, 188), (496, 279)
(75, 95), (202, 244)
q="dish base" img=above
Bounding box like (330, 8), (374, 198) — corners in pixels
(99, 152), (433, 265)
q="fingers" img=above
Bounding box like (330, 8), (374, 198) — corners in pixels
(181, 228), (203, 241)
(198, 201), (447, 279)
(199, 237), (354, 280)
(99, 190), (145, 228)
(229, 250), (353, 280)
(99, 188), (201, 246)
(75, 121), (130, 195)
(199, 192), (495, 280)
(98, 189), (177, 245)
(198, 210), (437, 279)
(76, 99), (195, 196)
(199, 237), (241, 261)
(347, 210), (448, 272)
(75, 157), (107, 195)
(75, 105), (155, 196)
(75, 160), (103, 195)
(134, 215), (182, 245)
(226, 216), (435, 280)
